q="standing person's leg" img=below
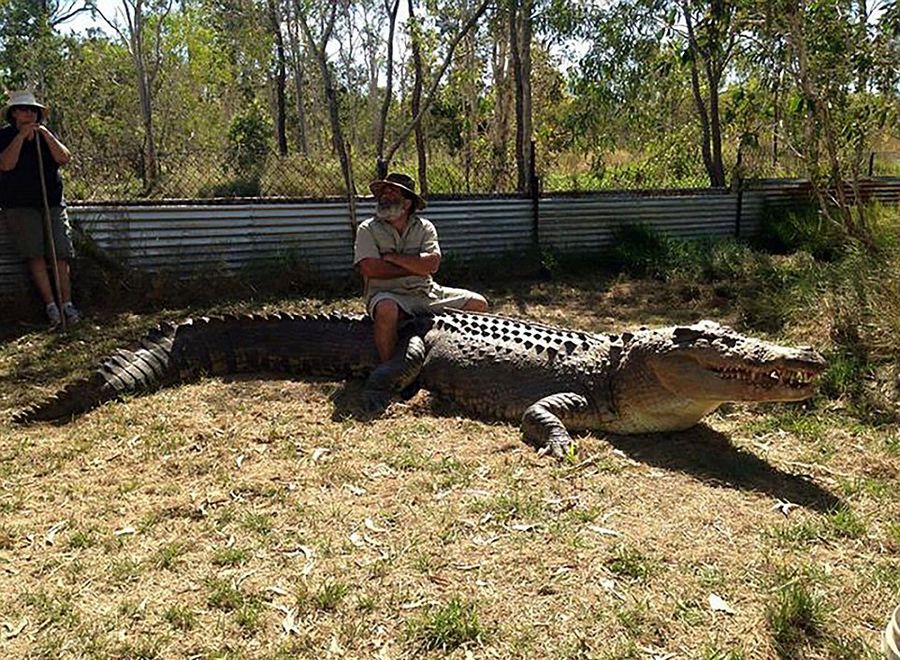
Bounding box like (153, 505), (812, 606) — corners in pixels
(49, 207), (81, 322)
(56, 259), (72, 305)
(26, 256), (56, 305)
(372, 299), (402, 362)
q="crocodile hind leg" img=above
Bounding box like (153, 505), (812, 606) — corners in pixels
(363, 335), (426, 412)
(521, 392), (590, 458)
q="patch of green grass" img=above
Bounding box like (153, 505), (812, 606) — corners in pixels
(154, 541), (186, 569)
(607, 546), (653, 581)
(747, 409), (831, 441)
(164, 604), (197, 630)
(24, 589), (79, 628)
(206, 578), (245, 612)
(110, 557), (143, 585)
(314, 581), (348, 612)
(468, 491), (546, 523)
(240, 512), (273, 536)
(768, 507), (867, 544)
(405, 597), (484, 652)
(767, 581), (829, 658)
(212, 547), (250, 567)
(67, 528), (97, 550)
(700, 648), (746, 660)
(235, 600), (263, 634)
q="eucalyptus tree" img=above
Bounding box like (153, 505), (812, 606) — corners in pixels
(746, 0), (898, 246)
(0, 0), (88, 123)
(87, 0), (176, 189)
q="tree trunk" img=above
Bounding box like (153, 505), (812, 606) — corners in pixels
(299, 5), (357, 233)
(407, 0), (427, 195)
(509, 0), (533, 193)
(284, 0), (308, 155)
(268, 0), (288, 156)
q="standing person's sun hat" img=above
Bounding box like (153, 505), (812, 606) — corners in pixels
(2, 90), (48, 125)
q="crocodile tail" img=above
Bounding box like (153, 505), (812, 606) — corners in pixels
(12, 323), (179, 424)
(14, 312), (380, 425)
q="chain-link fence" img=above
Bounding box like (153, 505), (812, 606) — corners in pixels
(63, 144), (899, 203)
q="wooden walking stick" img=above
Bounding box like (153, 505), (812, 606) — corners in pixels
(34, 130), (66, 331)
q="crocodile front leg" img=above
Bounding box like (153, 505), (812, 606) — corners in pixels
(363, 335), (426, 412)
(521, 392), (591, 458)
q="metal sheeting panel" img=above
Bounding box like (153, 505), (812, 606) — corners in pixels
(422, 197), (533, 257)
(69, 197), (534, 282)
(539, 191), (750, 251)
(0, 218), (28, 292)
(73, 202), (359, 278)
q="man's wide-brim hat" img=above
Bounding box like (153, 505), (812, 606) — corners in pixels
(369, 172), (427, 210)
(2, 90), (48, 124)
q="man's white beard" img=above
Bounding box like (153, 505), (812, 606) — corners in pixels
(375, 201), (405, 221)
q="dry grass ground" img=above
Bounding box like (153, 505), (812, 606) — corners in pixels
(0, 277), (897, 659)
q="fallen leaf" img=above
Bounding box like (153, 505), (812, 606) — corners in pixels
(772, 499), (799, 516)
(588, 525), (621, 537)
(114, 526), (136, 537)
(45, 521), (67, 546)
(279, 606), (299, 635)
(2, 618), (27, 639)
(709, 593), (736, 615)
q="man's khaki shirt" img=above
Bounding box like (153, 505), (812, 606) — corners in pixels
(353, 214), (442, 303)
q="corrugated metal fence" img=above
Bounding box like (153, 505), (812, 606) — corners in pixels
(1, 178), (898, 299)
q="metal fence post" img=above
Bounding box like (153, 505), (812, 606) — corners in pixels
(733, 148), (744, 238)
(530, 140), (540, 251)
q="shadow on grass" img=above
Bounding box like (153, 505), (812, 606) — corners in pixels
(605, 425), (843, 513)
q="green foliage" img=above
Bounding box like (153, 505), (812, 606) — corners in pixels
(225, 100), (272, 180)
(405, 598), (484, 652)
(608, 224), (677, 279)
(756, 205), (847, 261)
(767, 580), (829, 658)
(607, 546), (653, 581)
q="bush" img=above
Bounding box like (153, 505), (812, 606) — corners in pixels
(756, 203), (847, 260)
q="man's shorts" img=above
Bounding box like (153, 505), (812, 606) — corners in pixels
(2, 206), (74, 260)
(368, 284), (481, 317)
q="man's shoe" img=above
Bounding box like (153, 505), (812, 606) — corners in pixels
(62, 302), (82, 324)
(46, 302), (61, 328)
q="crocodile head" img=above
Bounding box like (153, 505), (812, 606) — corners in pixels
(609, 320), (826, 433)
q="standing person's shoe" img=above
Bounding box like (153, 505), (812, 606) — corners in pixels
(46, 302), (62, 328)
(62, 302), (82, 324)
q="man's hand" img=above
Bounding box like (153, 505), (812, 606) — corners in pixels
(17, 122), (39, 142)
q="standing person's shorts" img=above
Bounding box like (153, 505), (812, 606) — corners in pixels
(1, 206), (74, 260)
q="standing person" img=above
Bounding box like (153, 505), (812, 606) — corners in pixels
(0, 90), (80, 327)
(354, 172), (488, 362)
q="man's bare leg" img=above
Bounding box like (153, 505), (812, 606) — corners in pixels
(372, 299), (401, 362)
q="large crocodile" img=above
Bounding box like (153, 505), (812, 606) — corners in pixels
(12, 311), (826, 456)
